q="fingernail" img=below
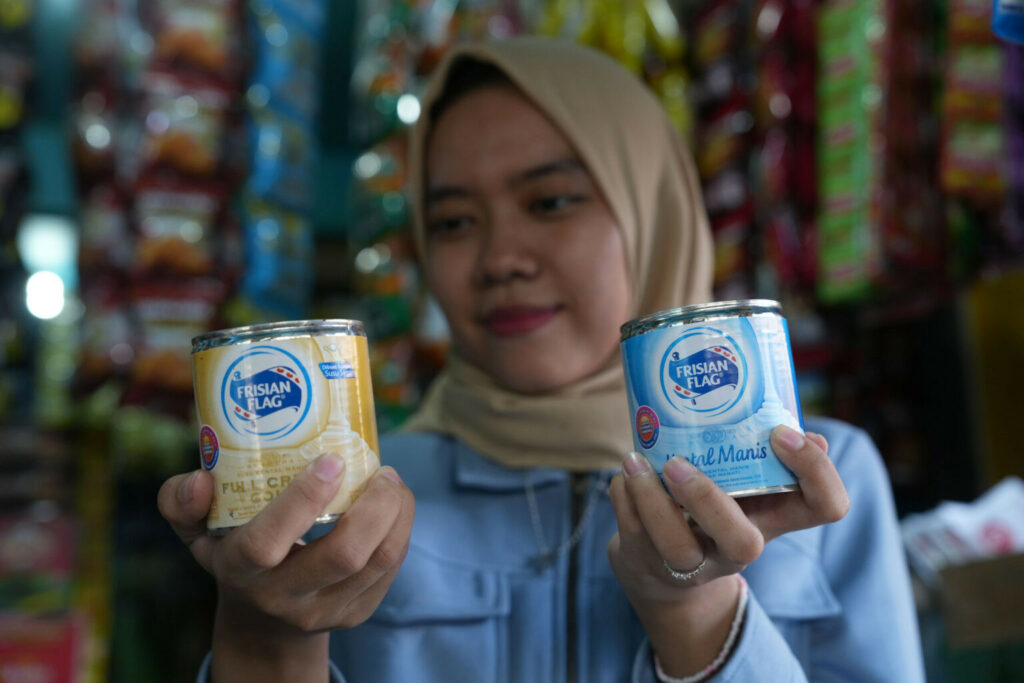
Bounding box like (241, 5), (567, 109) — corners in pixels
(622, 452), (650, 477)
(380, 466), (403, 485)
(663, 457), (697, 484)
(178, 471), (198, 504)
(774, 425), (805, 451)
(312, 453), (345, 482)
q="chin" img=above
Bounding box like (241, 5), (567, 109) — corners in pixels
(498, 375), (561, 395)
(490, 360), (581, 395)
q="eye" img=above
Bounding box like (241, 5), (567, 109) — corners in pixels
(529, 194), (586, 216)
(426, 215), (475, 238)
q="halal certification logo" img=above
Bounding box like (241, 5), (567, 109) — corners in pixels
(635, 406), (660, 449)
(199, 425), (219, 470)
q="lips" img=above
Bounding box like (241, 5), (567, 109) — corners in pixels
(482, 305), (560, 337)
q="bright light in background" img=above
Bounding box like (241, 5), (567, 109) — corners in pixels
(130, 29), (154, 57)
(757, 5), (782, 37)
(180, 220), (204, 243)
(175, 95), (199, 118)
(246, 83), (271, 109)
(84, 122), (111, 149)
(397, 94), (421, 124)
(354, 151), (382, 179)
(16, 214), (78, 286)
(355, 246), (381, 273)
(146, 110), (170, 134)
(17, 214), (78, 320)
(25, 271), (66, 320)
(266, 22), (288, 47)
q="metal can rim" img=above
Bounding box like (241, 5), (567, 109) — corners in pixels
(191, 319), (366, 353)
(620, 299), (782, 341)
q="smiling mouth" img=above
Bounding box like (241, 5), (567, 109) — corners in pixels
(482, 306), (561, 337)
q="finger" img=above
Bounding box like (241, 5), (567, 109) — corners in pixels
(283, 466), (412, 594)
(662, 458), (764, 568)
(621, 453), (702, 570)
(313, 560), (406, 631)
(256, 472), (412, 629)
(295, 479), (414, 629)
(608, 469), (644, 536)
(770, 426), (849, 528)
(806, 431), (829, 454)
(224, 453), (347, 575)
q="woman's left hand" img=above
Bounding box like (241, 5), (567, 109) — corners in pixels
(606, 425), (849, 674)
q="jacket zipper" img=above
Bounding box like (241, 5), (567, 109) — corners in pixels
(567, 472), (586, 683)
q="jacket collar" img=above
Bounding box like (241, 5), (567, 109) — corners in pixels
(452, 440), (569, 490)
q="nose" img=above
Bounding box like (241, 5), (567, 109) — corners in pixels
(474, 208), (540, 286)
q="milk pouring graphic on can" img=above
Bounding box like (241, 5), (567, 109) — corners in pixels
(620, 300), (802, 496)
(191, 320), (380, 534)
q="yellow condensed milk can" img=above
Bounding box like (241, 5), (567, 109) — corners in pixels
(191, 320), (380, 534)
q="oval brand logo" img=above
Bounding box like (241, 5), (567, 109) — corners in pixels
(220, 345), (312, 440)
(199, 425), (219, 470)
(660, 328), (747, 416)
(635, 406), (660, 449)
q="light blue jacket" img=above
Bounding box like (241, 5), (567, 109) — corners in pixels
(199, 417), (925, 682)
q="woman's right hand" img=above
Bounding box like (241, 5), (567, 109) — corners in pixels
(157, 453), (415, 682)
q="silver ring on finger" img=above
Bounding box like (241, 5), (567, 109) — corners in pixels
(663, 557), (707, 582)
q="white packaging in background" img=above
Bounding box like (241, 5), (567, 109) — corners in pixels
(901, 476), (1024, 586)
(940, 477), (1024, 556)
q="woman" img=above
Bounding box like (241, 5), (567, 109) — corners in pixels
(159, 38), (925, 682)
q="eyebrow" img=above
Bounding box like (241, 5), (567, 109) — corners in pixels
(424, 186), (471, 206)
(512, 157), (587, 185)
(424, 156), (587, 206)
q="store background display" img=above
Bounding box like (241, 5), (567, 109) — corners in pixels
(340, 1), (1024, 680)
(0, 0), (1022, 681)
(992, 0), (1024, 45)
(1, 1), (97, 681)
(341, 0), (1024, 506)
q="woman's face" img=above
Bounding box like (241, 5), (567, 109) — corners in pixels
(424, 85), (631, 394)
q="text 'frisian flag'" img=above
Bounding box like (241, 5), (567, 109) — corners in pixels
(667, 346), (740, 403)
(229, 366), (303, 421)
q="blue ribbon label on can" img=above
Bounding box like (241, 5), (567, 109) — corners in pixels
(319, 361), (355, 379)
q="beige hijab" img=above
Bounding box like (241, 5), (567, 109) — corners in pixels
(402, 38), (713, 472)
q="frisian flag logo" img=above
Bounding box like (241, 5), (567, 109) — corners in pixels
(219, 345), (312, 440)
(228, 366), (303, 422)
(667, 346), (740, 405)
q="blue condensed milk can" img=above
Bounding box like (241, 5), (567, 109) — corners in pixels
(620, 300), (802, 497)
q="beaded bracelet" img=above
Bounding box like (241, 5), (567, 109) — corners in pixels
(653, 574), (749, 683)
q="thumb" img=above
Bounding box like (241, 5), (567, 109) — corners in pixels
(157, 470), (217, 568)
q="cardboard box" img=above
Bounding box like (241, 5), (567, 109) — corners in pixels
(939, 553), (1024, 649)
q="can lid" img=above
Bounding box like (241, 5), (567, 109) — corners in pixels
(191, 319), (366, 352)
(620, 299), (782, 340)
